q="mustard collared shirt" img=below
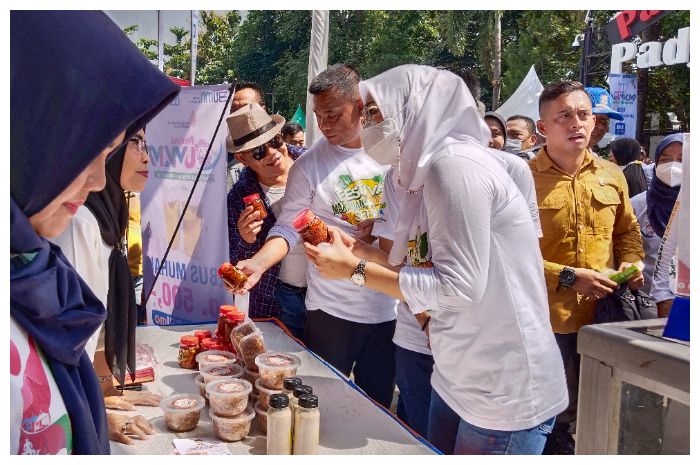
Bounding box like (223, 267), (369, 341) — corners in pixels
(529, 148), (644, 334)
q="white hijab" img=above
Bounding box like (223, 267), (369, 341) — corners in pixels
(359, 64), (491, 264)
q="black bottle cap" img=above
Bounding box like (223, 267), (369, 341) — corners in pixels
(283, 377), (303, 391)
(293, 385), (313, 398)
(269, 393), (289, 409)
(297, 394), (318, 409)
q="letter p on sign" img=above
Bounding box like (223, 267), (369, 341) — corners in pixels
(611, 43), (637, 73)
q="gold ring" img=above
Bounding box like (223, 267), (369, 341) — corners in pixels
(122, 418), (133, 434)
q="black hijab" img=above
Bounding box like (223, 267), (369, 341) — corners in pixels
(85, 145), (138, 386)
(11, 11), (179, 454)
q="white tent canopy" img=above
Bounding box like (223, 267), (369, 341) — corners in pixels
(495, 65), (543, 125)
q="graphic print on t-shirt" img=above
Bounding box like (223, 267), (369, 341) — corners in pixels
(11, 327), (72, 455)
(407, 228), (433, 268)
(331, 174), (387, 225)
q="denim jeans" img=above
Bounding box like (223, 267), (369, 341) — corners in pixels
(395, 345), (434, 438)
(428, 389), (555, 454)
(273, 282), (307, 341)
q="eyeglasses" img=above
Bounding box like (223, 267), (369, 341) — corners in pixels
(129, 136), (149, 156)
(248, 134), (285, 160)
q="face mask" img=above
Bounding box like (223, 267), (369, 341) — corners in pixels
(360, 118), (401, 166)
(504, 138), (523, 154)
(656, 161), (683, 187)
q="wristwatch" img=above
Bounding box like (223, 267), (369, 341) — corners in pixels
(558, 266), (576, 290)
(350, 259), (367, 287)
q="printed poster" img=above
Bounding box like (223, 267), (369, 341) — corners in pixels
(141, 85), (232, 325)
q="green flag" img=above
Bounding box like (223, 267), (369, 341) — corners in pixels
(290, 104), (306, 130)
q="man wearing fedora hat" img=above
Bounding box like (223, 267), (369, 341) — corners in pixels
(233, 64), (399, 409)
(226, 103), (308, 337)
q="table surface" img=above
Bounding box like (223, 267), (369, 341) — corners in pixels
(110, 320), (437, 455)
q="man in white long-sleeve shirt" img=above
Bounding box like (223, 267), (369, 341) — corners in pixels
(235, 64), (398, 408)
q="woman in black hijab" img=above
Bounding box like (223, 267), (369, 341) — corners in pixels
(11, 11), (178, 454)
(609, 137), (648, 198)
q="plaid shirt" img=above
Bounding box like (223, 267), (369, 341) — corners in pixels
(227, 144), (305, 318)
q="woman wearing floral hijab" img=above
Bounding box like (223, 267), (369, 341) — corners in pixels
(306, 65), (567, 454)
(10, 11), (178, 454)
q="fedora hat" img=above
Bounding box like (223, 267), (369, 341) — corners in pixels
(226, 103), (285, 153)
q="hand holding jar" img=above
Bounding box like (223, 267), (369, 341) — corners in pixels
(304, 227), (361, 280)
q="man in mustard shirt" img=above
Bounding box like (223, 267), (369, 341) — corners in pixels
(529, 81), (644, 454)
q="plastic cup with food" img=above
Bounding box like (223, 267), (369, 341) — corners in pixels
(206, 378), (253, 417)
(255, 377), (283, 410)
(196, 349), (237, 370)
(200, 361), (244, 384)
(160, 393), (206, 432)
(210, 405), (256, 442)
(255, 352), (301, 390)
(238, 330), (266, 369)
(254, 401), (268, 434)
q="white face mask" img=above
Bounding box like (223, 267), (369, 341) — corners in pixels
(504, 138), (522, 154)
(656, 161), (683, 187)
(360, 118), (401, 166)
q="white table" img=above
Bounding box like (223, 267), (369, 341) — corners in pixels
(110, 320), (438, 455)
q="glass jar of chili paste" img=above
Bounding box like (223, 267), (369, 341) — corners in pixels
(179, 335), (200, 369)
(217, 305), (237, 339)
(218, 263), (248, 292)
(243, 193), (268, 220)
(292, 209), (329, 246)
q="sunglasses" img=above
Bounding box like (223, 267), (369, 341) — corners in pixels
(248, 134), (285, 160)
(129, 136), (149, 156)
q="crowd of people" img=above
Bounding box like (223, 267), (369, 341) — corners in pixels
(11, 11), (686, 455)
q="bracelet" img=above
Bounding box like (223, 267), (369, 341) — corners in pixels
(421, 316), (431, 331)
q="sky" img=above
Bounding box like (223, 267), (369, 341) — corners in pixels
(105, 10), (243, 44)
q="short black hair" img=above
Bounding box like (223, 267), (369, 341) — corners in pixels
(438, 65), (481, 100)
(539, 81), (585, 113)
(507, 114), (536, 136)
(232, 78), (265, 107)
(308, 64), (361, 101)
(281, 122), (303, 137)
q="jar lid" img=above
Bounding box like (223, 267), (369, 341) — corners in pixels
(292, 208), (314, 230)
(243, 193), (261, 203)
(283, 377), (303, 391)
(269, 393), (289, 409)
(293, 385), (313, 398)
(298, 394), (318, 409)
(194, 330), (211, 340)
(180, 335), (199, 346)
(219, 304), (238, 315)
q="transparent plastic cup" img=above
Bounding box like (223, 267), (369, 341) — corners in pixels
(244, 366), (261, 393)
(196, 349), (237, 371)
(200, 361), (244, 384)
(206, 378), (253, 417)
(194, 374), (208, 402)
(254, 401), (268, 434)
(210, 406), (256, 442)
(238, 330), (266, 369)
(160, 393), (205, 432)
(255, 352), (301, 390)
(255, 376), (283, 410)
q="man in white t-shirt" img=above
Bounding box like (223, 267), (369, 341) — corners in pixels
(235, 64), (399, 408)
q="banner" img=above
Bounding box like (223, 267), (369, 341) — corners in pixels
(142, 85), (232, 326)
(607, 73), (638, 139)
(190, 10), (200, 86)
(305, 10), (330, 146)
